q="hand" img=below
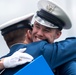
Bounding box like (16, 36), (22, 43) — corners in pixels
(3, 48), (33, 68)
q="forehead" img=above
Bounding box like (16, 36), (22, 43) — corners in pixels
(34, 21), (55, 30)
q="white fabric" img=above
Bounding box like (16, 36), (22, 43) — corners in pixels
(3, 48), (33, 68)
(37, 0), (72, 29)
(35, 15), (58, 28)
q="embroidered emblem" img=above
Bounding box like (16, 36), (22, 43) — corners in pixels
(46, 3), (56, 12)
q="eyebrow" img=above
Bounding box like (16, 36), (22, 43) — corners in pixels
(45, 27), (52, 30)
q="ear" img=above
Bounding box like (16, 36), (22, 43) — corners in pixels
(26, 30), (32, 42)
(27, 30), (32, 37)
(55, 30), (62, 39)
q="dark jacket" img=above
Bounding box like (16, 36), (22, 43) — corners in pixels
(1, 37), (76, 75)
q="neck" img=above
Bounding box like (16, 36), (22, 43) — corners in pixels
(24, 36), (32, 44)
(23, 40), (29, 44)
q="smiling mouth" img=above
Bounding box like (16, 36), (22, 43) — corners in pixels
(34, 36), (43, 42)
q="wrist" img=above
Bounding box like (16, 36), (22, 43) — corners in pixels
(0, 59), (5, 70)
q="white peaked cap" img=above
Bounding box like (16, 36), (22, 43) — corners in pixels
(34, 0), (72, 30)
(0, 13), (34, 30)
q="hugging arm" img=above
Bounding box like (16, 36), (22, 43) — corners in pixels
(43, 37), (76, 70)
(58, 61), (76, 75)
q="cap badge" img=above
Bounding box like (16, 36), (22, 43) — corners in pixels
(46, 3), (56, 12)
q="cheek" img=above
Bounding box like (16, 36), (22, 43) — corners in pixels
(44, 33), (55, 42)
(32, 27), (37, 32)
(32, 28), (38, 38)
(32, 28), (36, 34)
(45, 33), (52, 38)
(44, 33), (51, 40)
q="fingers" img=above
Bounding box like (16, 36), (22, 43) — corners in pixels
(19, 53), (34, 60)
(18, 48), (27, 52)
(3, 52), (33, 68)
(17, 59), (32, 65)
(17, 54), (33, 65)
